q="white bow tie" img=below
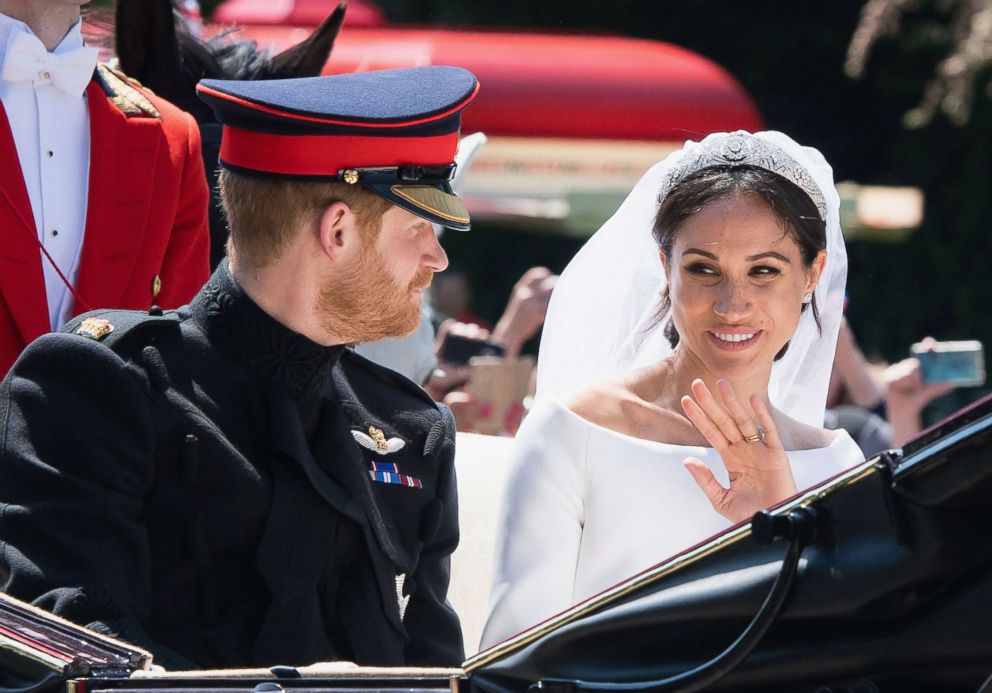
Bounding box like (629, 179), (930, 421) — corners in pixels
(1, 29), (98, 96)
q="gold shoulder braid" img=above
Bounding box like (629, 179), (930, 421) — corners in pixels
(94, 64), (161, 119)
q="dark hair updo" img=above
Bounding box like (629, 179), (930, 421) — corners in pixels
(652, 165), (827, 358)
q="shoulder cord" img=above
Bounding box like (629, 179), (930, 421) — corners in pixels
(3, 92), (94, 315)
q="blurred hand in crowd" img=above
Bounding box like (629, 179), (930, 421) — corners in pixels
(424, 318), (537, 436)
(884, 338), (954, 447)
(424, 267), (554, 434)
(425, 319), (486, 432)
(492, 267), (557, 358)
(828, 316), (886, 410)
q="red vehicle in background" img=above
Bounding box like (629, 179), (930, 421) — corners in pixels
(210, 0), (763, 236)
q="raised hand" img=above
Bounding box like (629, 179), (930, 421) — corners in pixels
(491, 267), (557, 358)
(681, 378), (797, 523)
(884, 352), (955, 448)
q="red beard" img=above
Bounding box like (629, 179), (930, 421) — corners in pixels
(317, 243), (432, 344)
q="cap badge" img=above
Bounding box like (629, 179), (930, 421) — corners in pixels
(342, 169), (360, 185)
(352, 426), (406, 454)
(76, 318), (115, 341)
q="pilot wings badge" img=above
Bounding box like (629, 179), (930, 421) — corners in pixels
(351, 426), (406, 454)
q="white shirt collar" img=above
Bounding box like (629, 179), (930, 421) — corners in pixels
(0, 11), (85, 67)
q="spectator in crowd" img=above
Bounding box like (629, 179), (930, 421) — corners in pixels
(431, 266), (494, 331)
(491, 266), (557, 358)
(824, 316), (891, 455)
(826, 317), (953, 456)
(0, 0), (210, 377)
(884, 350), (955, 447)
(427, 266), (556, 433)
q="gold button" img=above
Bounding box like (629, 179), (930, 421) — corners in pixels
(41, 71), (51, 81)
(152, 274), (162, 298)
(343, 169), (359, 185)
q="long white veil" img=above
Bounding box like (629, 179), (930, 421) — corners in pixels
(534, 131), (847, 428)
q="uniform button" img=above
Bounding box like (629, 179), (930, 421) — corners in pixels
(47, 150), (53, 158)
(50, 229), (58, 237)
(41, 71), (51, 81)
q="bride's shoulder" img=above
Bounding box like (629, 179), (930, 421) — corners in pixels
(776, 413), (838, 450)
(563, 374), (656, 436)
(566, 382), (626, 426)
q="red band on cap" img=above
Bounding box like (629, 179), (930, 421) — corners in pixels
(220, 127), (460, 176)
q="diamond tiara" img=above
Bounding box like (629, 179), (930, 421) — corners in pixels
(659, 131), (828, 220)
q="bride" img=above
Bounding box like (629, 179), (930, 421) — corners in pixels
(480, 131), (866, 649)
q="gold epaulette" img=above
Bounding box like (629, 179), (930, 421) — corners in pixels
(94, 63), (161, 119)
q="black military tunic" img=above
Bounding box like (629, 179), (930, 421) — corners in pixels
(0, 263), (462, 669)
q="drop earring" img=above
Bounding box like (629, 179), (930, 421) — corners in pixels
(802, 292), (813, 304)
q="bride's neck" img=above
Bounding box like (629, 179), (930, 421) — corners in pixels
(655, 347), (774, 416)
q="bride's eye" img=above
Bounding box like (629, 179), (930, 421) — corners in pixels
(686, 263), (718, 277)
(750, 265), (781, 278)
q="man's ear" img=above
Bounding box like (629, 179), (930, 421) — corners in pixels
(317, 201), (361, 262)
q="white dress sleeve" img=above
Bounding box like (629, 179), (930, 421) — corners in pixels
(479, 398), (590, 649)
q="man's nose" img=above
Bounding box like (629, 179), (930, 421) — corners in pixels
(424, 230), (449, 272)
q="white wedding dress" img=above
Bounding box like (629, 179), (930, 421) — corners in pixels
(480, 396), (865, 650)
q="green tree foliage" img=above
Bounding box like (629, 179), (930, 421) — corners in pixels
(846, 0), (992, 127)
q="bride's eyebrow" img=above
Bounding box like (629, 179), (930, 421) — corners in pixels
(682, 248), (792, 264)
(683, 248), (718, 259)
(746, 251), (791, 263)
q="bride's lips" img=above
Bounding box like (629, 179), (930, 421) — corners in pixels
(707, 328), (763, 352)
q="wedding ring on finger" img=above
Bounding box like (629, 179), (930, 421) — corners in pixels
(743, 426), (766, 444)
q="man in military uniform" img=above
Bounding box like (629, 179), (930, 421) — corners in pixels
(0, 66), (478, 669)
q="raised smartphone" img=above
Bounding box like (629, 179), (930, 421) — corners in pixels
(911, 340), (986, 387)
(438, 333), (506, 365)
